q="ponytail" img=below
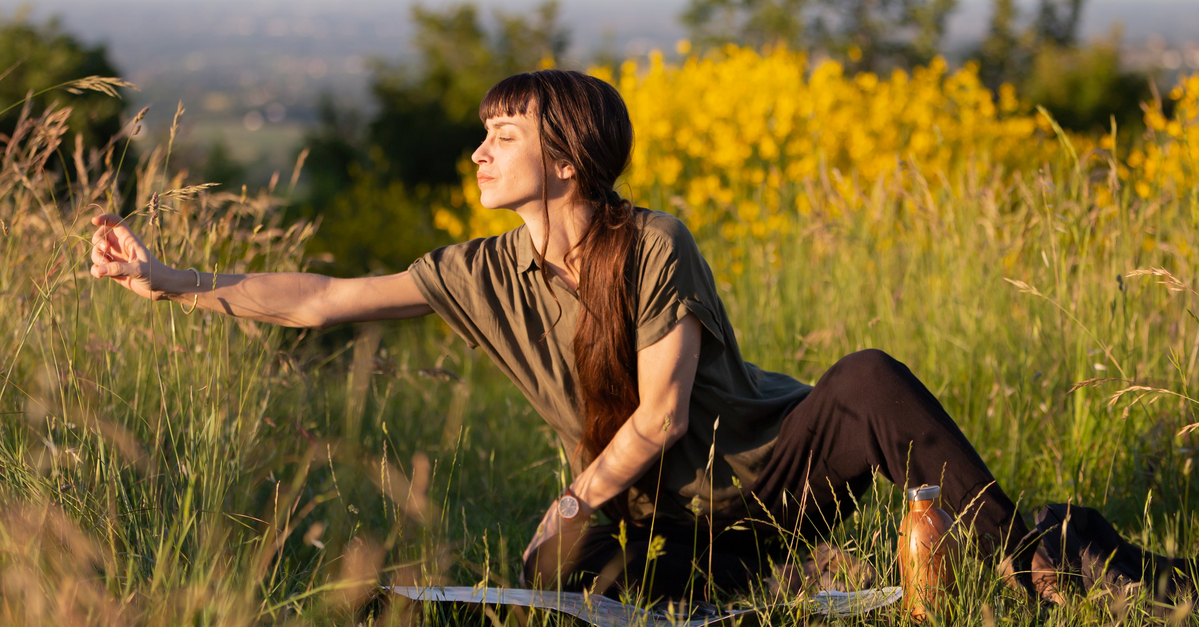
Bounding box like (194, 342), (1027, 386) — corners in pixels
(572, 192), (639, 521)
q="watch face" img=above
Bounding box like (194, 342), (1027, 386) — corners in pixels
(558, 495), (580, 519)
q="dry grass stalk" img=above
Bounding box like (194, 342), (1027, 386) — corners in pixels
(1126, 268), (1199, 297)
(160, 183), (220, 200)
(61, 76), (137, 98)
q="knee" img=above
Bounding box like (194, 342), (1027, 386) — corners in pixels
(816, 349), (923, 412)
(828, 349), (907, 383)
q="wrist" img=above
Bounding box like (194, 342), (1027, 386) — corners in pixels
(157, 266), (193, 297)
(558, 484), (596, 520)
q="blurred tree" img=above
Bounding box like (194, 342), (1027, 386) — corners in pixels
(369, 2), (568, 188)
(681, 0), (808, 52)
(300, 1), (568, 276)
(1023, 32), (1149, 133)
(494, 2), (570, 84)
(977, 0), (1024, 87)
(973, 0), (1146, 133)
(0, 12), (127, 150)
(309, 164), (448, 275)
(904, 0), (958, 63)
(402, 4), (497, 125)
(300, 94), (364, 212)
(680, 0), (958, 70)
(1033, 0), (1084, 47)
(977, 0), (1086, 87)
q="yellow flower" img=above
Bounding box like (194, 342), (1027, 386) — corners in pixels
(433, 208), (465, 239)
(449, 48), (1195, 255)
(1145, 109), (1168, 132)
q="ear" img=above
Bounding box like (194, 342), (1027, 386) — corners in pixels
(553, 161), (576, 182)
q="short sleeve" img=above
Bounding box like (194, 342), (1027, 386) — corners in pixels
(633, 215), (726, 360)
(408, 240), (490, 349)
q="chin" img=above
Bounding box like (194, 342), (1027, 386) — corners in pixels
(478, 190), (521, 211)
(477, 193), (502, 210)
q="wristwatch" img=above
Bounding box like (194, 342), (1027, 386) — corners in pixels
(557, 486), (582, 520)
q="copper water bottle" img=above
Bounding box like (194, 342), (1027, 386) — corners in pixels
(898, 484), (958, 622)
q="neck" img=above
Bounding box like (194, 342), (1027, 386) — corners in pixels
(518, 197), (595, 287)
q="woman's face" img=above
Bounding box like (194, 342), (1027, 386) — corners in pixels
(471, 111), (574, 211)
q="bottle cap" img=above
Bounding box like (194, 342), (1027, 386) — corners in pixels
(906, 484), (941, 501)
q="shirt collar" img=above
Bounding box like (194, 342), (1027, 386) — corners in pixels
(516, 226), (540, 274)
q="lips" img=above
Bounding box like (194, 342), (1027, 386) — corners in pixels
(476, 173), (495, 184)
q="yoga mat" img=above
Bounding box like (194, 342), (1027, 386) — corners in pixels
(388, 585), (903, 626)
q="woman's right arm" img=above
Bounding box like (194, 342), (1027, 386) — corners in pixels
(89, 213), (433, 328)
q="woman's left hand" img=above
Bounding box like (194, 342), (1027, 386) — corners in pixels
(521, 315), (701, 568)
(522, 500), (563, 564)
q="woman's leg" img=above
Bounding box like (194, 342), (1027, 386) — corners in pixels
(525, 349), (1037, 599)
(747, 349), (1031, 562)
(522, 518), (774, 600)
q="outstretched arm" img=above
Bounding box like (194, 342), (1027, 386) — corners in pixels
(89, 213), (433, 327)
(524, 313), (701, 561)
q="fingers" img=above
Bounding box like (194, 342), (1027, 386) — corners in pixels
(91, 213), (125, 228)
(90, 226), (119, 265)
(91, 213), (129, 243)
(91, 260), (136, 279)
(92, 213), (140, 246)
(91, 214), (122, 255)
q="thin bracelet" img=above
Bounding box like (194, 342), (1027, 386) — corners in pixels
(180, 267), (200, 315)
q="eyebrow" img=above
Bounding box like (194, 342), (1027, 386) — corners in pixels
(486, 120), (517, 131)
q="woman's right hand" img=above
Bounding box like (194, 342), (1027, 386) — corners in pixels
(89, 213), (175, 301)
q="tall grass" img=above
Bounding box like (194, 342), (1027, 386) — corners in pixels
(1, 78), (1197, 625)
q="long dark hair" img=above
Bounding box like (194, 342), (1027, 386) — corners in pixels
(480, 70), (640, 516)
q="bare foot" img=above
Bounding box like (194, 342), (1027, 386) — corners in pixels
(1030, 545), (1065, 604)
(999, 545), (1064, 604)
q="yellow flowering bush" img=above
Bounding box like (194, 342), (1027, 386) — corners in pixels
(1120, 74), (1199, 202)
(604, 47), (1061, 240)
(449, 45), (1198, 268)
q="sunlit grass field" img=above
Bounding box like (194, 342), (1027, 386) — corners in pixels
(2, 56), (1198, 625)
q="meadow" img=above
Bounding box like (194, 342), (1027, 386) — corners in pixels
(1, 47), (1198, 625)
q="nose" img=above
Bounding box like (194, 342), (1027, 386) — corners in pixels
(471, 139), (490, 165)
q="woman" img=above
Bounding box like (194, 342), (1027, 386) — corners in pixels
(90, 69), (1042, 600)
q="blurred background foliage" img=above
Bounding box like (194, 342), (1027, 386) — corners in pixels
(0, 11), (126, 150)
(680, 0), (959, 70)
(0, 0), (1172, 275)
(299, 0), (1156, 276)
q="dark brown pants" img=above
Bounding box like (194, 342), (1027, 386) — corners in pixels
(523, 349), (1032, 599)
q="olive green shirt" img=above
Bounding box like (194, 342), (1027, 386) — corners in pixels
(408, 210), (811, 520)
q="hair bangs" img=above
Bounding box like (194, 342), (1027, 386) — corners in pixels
(479, 73), (538, 121)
